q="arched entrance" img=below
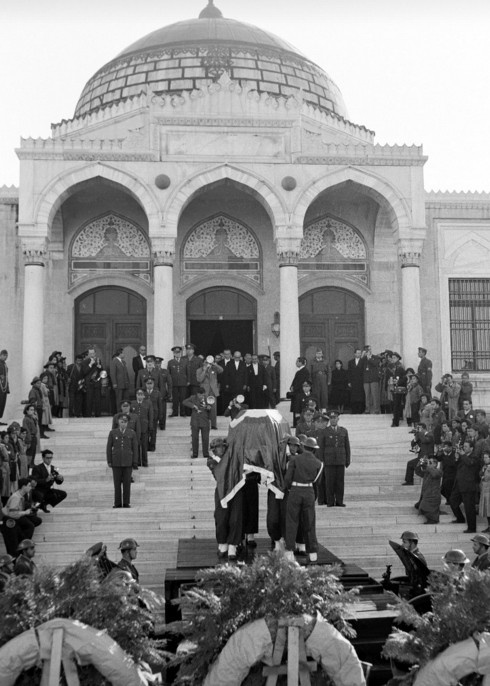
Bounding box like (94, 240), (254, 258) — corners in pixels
(75, 287), (147, 372)
(299, 288), (364, 365)
(187, 288), (256, 355)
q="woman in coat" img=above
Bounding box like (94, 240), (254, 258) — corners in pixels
(22, 403), (40, 468)
(330, 360), (349, 413)
(309, 349), (331, 412)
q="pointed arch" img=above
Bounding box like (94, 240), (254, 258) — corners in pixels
(292, 166), (412, 234)
(164, 163), (288, 234)
(33, 162), (162, 238)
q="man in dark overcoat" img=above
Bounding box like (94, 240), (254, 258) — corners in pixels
(106, 415), (139, 508)
(167, 346), (188, 417)
(347, 348), (365, 414)
(317, 410), (351, 507)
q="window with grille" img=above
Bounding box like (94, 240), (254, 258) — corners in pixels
(449, 279), (490, 371)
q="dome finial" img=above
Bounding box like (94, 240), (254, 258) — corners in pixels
(199, 0), (223, 18)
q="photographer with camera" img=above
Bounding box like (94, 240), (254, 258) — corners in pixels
(414, 456), (442, 524)
(31, 449), (67, 512)
(402, 422), (434, 486)
(449, 438), (480, 533)
(2, 478), (42, 551)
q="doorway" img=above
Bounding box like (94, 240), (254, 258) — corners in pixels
(75, 287), (146, 376)
(187, 287), (256, 356)
(299, 287), (364, 366)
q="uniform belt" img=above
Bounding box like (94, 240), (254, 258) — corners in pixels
(291, 481), (313, 487)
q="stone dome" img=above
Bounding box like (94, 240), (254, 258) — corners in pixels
(74, 2), (348, 120)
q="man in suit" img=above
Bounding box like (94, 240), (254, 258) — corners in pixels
(31, 449), (67, 512)
(317, 410), (351, 507)
(110, 348), (130, 412)
(471, 534), (490, 571)
(273, 351), (280, 405)
(347, 348), (365, 414)
(457, 399), (477, 425)
(247, 354), (268, 409)
(196, 356), (223, 429)
(183, 387), (212, 459)
(130, 389), (153, 467)
(167, 346), (188, 417)
(106, 415), (139, 508)
(261, 354), (277, 409)
(450, 438), (480, 533)
(0, 349), (10, 425)
(222, 351), (248, 409)
(217, 349), (232, 415)
(132, 344), (147, 377)
(67, 353), (85, 418)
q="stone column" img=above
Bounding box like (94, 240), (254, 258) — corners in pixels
(22, 240), (47, 394)
(152, 238), (175, 360)
(398, 239), (424, 369)
(277, 239), (301, 399)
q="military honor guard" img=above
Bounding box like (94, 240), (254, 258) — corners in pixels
(155, 356), (172, 429)
(317, 410), (351, 507)
(130, 389), (153, 467)
(167, 346), (188, 417)
(183, 386), (212, 459)
(144, 378), (163, 451)
(106, 414), (139, 508)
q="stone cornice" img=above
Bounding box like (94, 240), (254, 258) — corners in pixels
(295, 143), (427, 167)
(155, 116), (293, 129)
(16, 137), (156, 162)
(425, 190), (490, 209)
(0, 185), (19, 204)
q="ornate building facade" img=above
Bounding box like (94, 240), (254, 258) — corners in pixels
(2, 1), (490, 405)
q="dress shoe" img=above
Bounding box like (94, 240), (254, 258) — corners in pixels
(41, 435), (49, 439)
(327, 504), (334, 507)
(133, 466), (139, 470)
(113, 505), (122, 509)
(294, 549), (307, 557)
(217, 550), (228, 559)
(401, 482), (413, 486)
(463, 529), (476, 533)
(439, 509), (449, 515)
(482, 527), (490, 533)
(335, 503), (346, 507)
(123, 504), (131, 508)
(45, 428), (55, 432)
(246, 539), (257, 548)
(40, 505), (51, 513)
(227, 555), (237, 562)
(451, 519), (465, 524)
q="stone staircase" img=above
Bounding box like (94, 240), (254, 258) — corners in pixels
(2, 405), (480, 593)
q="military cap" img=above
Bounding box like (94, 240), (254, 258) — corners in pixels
(391, 352), (402, 360)
(171, 346), (182, 353)
(145, 355), (156, 362)
(287, 436), (301, 446)
(327, 410), (340, 418)
(185, 343), (196, 350)
(0, 554), (14, 567)
(31, 376), (41, 385)
(296, 433), (307, 444)
(119, 538), (139, 551)
(418, 347), (428, 354)
(155, 356), (163, 364)
(17, 540), (35, 552)
(471, 534), (490, 547)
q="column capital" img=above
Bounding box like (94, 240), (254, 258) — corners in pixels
(152, 237), (175, 266)
(22, 239), (47, 266)
(276, 237), (302, 266)
(397, 238), (424, 268)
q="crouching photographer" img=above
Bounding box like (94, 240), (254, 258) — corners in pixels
(31, 449), (67, 513)
(1, 478), (42, 555)
(402, 422), (435, 486)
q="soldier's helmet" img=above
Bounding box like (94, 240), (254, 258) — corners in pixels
(119, 538), (139, 551)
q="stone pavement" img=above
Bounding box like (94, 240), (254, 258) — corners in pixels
(2, 404), (480, 592)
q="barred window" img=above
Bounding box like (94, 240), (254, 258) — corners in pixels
(449, 279), (490, 371)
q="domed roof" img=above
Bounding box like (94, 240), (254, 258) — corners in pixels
(74, 2), (347, 120)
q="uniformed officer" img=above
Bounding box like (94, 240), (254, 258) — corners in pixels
(318, 410), (351, 507)
(130, 389), (154, 467)
(14, 539), (37, 576)
(186, 343), (203, 404)
(106, 415), (139, 508)
(284, 436), (323, 564)
(167, 346), (188, 417)
(417, 347), (433, 396)
(155, 356), (172, 429)
(135, 355), (161, 391)
(442, 549), (469, 579)
(117, 538), (139, 582)
(183, 387), (212, 459)
(144, 378), (163, 451)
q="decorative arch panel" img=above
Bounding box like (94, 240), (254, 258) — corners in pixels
(69, 212), (151, 287)
(299, 215), (368, 286)
(181, 213), (262, 287)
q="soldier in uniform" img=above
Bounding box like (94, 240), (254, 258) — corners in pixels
(284, 436), (323, 564)
(167, 346), (188, 417)
(136, 355), (160, 391)
(112, 400), (141, 442)
(130, 389), (153, 467)
(318, 410), (351, 507)
(183, 387), (212, 459)
(186, 344), (203, 406)
(106, 414), (139, 507)
(14, 539), (37, 576)
(388, 352), (407, 427)
(155, 356), (172, 429)
(117, 537), (139, 581)
(417, 347), (433, 396)
(144, 378), (163, 451)
(400, 530), (427, 565)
